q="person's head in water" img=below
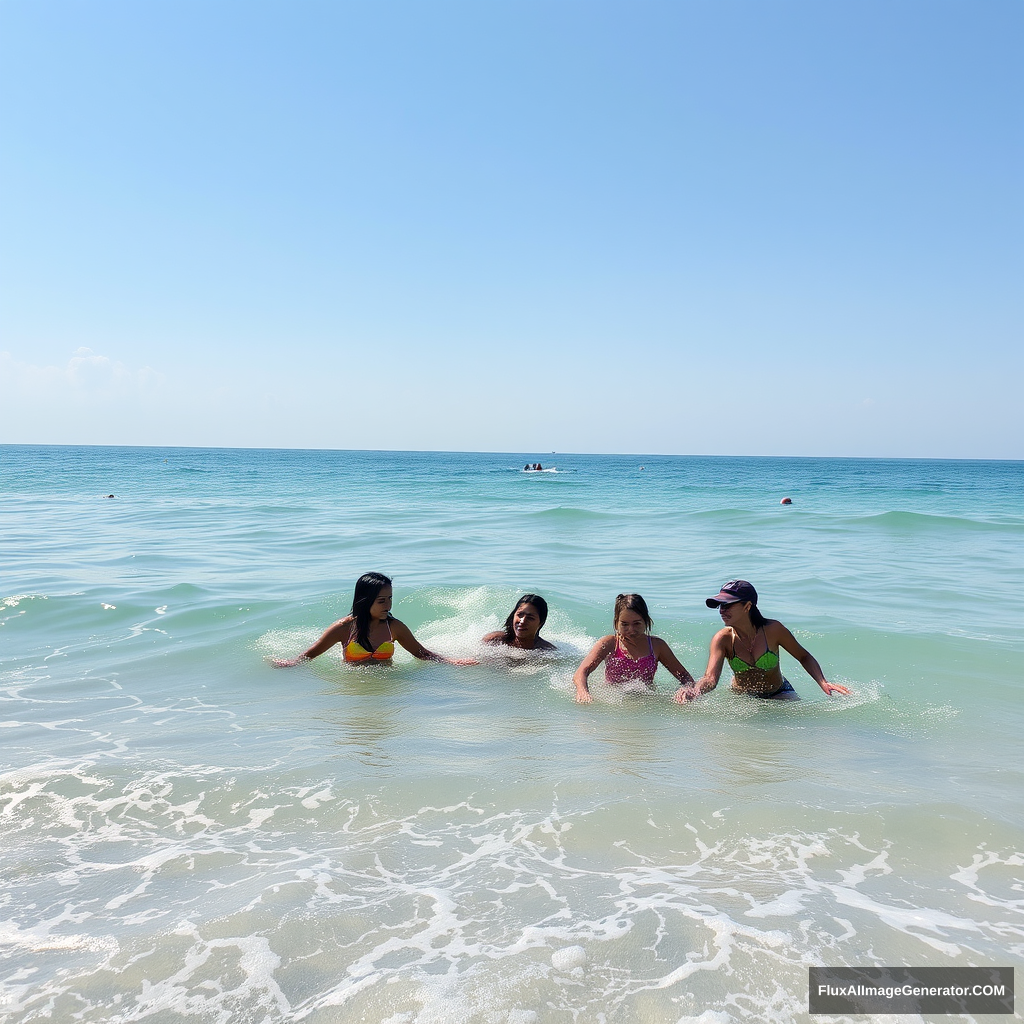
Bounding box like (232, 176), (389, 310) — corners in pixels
(613, 593), (652, 638)
(502, 594), (549, 647)
(351, 572), (393, 650)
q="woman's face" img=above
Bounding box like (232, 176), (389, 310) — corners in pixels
(718, 600), (751, 626)
(512, 602), (542, 642)
(615, 608), (647, 639)
(370, 586), (393, 620)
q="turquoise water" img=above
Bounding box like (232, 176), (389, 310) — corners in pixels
(2, 446), (1022, 1023)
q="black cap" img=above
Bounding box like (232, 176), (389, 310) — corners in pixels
(705, 580), (758, 608)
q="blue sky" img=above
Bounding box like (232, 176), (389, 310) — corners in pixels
(2, 0), (1021, 457)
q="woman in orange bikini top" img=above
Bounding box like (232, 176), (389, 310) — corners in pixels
(271, 572), (478, 668)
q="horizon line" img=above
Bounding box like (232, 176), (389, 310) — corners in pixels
(1, 442), (1021, 465)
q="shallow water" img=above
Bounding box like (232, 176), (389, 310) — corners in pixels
(1, 446), (1022, 1022)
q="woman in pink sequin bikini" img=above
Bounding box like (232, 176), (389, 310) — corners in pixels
(572, 593), (696, 703)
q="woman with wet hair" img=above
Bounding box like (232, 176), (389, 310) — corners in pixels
(572, 593), (695, 703)
(272, 572), (477, 667)
(482, 594), (556, 651)
(675, 580), (849, 701)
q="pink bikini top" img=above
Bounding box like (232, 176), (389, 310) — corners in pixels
(605, 636), (658, 685)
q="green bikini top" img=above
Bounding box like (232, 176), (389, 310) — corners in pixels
(729, 627), (780, 674)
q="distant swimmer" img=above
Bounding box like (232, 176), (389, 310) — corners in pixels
(675, 580), (850, 702)
(535, 463), (543, 471)
(106, 494), (115, 498)
(482, 594), (556, 651)
(271, 572), (478, 668)
(524, 464), (531, 471)
(781, 497), (792, 505)
(573, 593), (695, 703)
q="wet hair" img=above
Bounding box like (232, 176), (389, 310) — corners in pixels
(502, 594), (548, 643)
(747, 602), (768, 629)
(613, 593), (652, 632)
(351, 572), (393, 652)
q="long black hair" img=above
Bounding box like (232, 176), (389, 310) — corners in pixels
(501, 594), (549, 643)
(351, 572), (392, 652)
(747, 602), (768, 629)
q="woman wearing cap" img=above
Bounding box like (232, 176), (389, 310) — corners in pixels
(674, 580), (850, 702)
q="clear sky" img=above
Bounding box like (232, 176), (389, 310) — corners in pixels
(1, 0), (1021, 458)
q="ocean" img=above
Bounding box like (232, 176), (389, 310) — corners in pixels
(1, 445), (1021, 1023)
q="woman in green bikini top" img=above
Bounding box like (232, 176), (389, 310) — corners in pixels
(674, 580), (851, 702)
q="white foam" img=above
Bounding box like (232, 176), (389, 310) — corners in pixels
(107, 926), (290, 1023)
(507, 1011), (538, 1024)
(255, 628), (337, 663)
(2, 764), (1020, 1022)
(550, 945), (586, 971)
(0, 920), (118, 955)
(1, 594), (48, 609)
(950, 849), (1024, 910)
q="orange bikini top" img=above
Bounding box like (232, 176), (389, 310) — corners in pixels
(344, 621), (395, 662)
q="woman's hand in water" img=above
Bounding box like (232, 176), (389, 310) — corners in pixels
(673, 685), (700, 704)
(575, 688), (593, 704)
(819, 680), (850, 696)
(445, 657), (480, 666)
(269, 656), (304, 668)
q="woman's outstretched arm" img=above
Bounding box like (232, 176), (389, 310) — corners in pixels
(674, 629), (728, 702)
(653, 638), (695, 689)
(270, 617), (352, 667)
(572, 636), (615, 703)
(773, 623), (850, 696)
(392, 619), (479, 666)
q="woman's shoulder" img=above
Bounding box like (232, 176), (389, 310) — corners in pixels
(709, 627), (733, 647)
(650, 634), (682, 650)
(533, 636), (557, 651)
(481, 631), (507, 645)
(386, 617), (416, 644)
